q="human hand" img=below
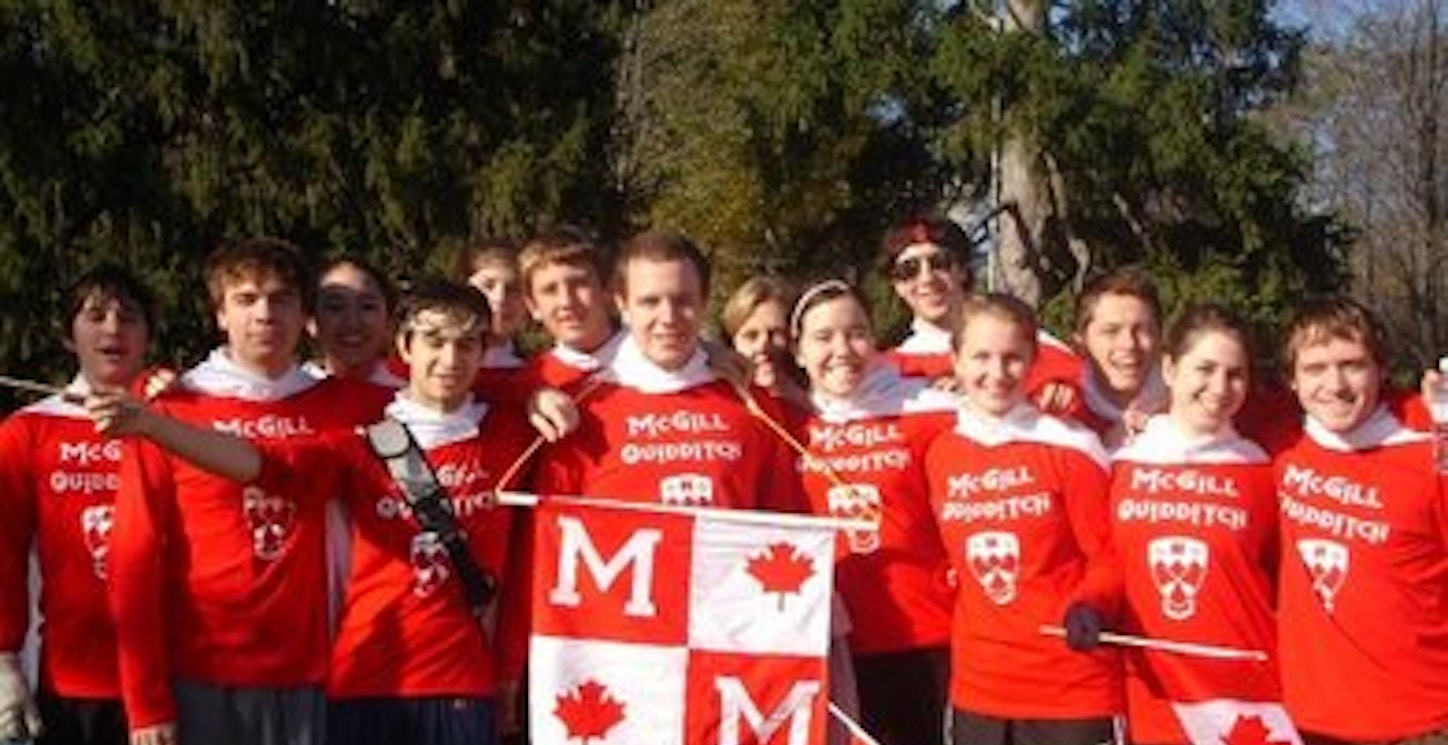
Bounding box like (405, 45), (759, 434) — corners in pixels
(85, 390), (153, 438)
(528, 387), (579, 443)
(0, 652), (42, 741)
(1063, 602), (1104, 652)
(130, 721), (178, 745)
(1032, 381), (1077, 416)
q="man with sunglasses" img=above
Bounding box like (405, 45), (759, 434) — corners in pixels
(880, 216), (975, 379)
(880, 215), (1085, 415)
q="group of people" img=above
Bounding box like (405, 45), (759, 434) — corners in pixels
(0, 216), (1443, 745)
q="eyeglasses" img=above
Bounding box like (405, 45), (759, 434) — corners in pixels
(890, 252), (956, 282)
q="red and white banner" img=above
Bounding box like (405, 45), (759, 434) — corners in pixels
(1172, 700), (1303, 745)
(529, 498), (836, 745)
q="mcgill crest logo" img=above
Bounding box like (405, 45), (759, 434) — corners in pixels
(1296, 538), (1349, 613)
(242, 486), (296, 561)
(1148, 536), (1209, 620)
(80, 504), (114, 579)
(966, 531), (1020, 605)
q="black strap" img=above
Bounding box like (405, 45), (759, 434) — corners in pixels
(363, 418), (496, 619)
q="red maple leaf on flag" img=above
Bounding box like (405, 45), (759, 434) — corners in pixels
(554, 679), (626, 744)
(1219, 715), (1291, 745)
(747, 541), (815, 610)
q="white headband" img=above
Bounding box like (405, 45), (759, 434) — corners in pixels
(789, 279), (855, 340)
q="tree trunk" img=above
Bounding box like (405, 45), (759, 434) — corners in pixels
(994, 0), (1049, 306)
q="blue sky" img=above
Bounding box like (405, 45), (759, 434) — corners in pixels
(1274, 0), (1399, 40)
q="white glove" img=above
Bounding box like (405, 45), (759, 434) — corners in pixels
(0, 652), (42, 741)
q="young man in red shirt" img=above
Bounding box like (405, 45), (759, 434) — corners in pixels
(1274, 298), (1448, 744)
(89, 279), (578, 745)
(880, 215), (1084, 412)
(108, 239), (389, 745)
(0, 266), (157, 745)
(534, 230), (800, 512)
(519, 227), (620, 391)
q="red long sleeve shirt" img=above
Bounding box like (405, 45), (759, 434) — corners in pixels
(1273, 409), (1448, 741)
(0, 393), (123, 698)
(926, 403), (1123, 719)
(794, 369), (957, 655)
(273, 405), (537, 700)
(535, 379), (802, 513)
(1110, 418), (1282, 744)
(108, 375), (387, 727)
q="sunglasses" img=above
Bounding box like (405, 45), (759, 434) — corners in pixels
(890, 252), (956, 282)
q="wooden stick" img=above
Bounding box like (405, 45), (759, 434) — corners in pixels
(495, 489), (876, 532)
(828, 701), (884, 745)
(0, 374), (75, 401)
(494, 375), (607, 494)
(727, 380), (881, 526)
(1039, 624), (1268, 662)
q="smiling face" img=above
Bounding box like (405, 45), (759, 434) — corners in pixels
(525, 260), (612, 352)
(399, 308), (486, 411)
(1078, 292), (1161, 405)
(215, 272), (305, 378)
(794, 294), (877, 398)
(310, 262), (391, 378)
(1290, 336), (1383, 434)
(468, 259), (527, 340)
(890, 243), (969, 326)
(732, 299), (791, 390)
(616, 257), (704, 370)
(1163, 330), (1250, 437)
(954, 313), (1035, 417)
(68, 292), (149, 390)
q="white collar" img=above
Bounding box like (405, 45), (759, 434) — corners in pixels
(550, 331), (623, 372)
(21, 374), (92, 419)
(603, 334), (715, 394)
(1113, 415), (1268, 465)
(1082, 364), (1167, 424)
(482, 341), (527, 369)
(954, 401), (1109, 470)
(181, 348), (317, 402)
(383, 391), (490, 450)
(1303, 405), (1430, 452)
(811, 361), (958, 423)
(895, 318), (953, 356)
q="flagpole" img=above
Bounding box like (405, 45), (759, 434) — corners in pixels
(828, 701), (885, 745)
(493, 375), (608, 493)
(1038, 625), (1268, 662)
(496, 490), (877, 533)
(727, 380), (883, 525)
(0, 374), (76, 401)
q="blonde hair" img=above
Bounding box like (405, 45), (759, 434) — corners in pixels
(721, 276), (796, 341)
(951, 293), (1039, 358)
(518, 226), (606, 295)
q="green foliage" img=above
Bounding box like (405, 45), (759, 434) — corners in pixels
(0, 0), (621, 408)
(0, 0), (1349, 411)
(931, 0), (1346, 325)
